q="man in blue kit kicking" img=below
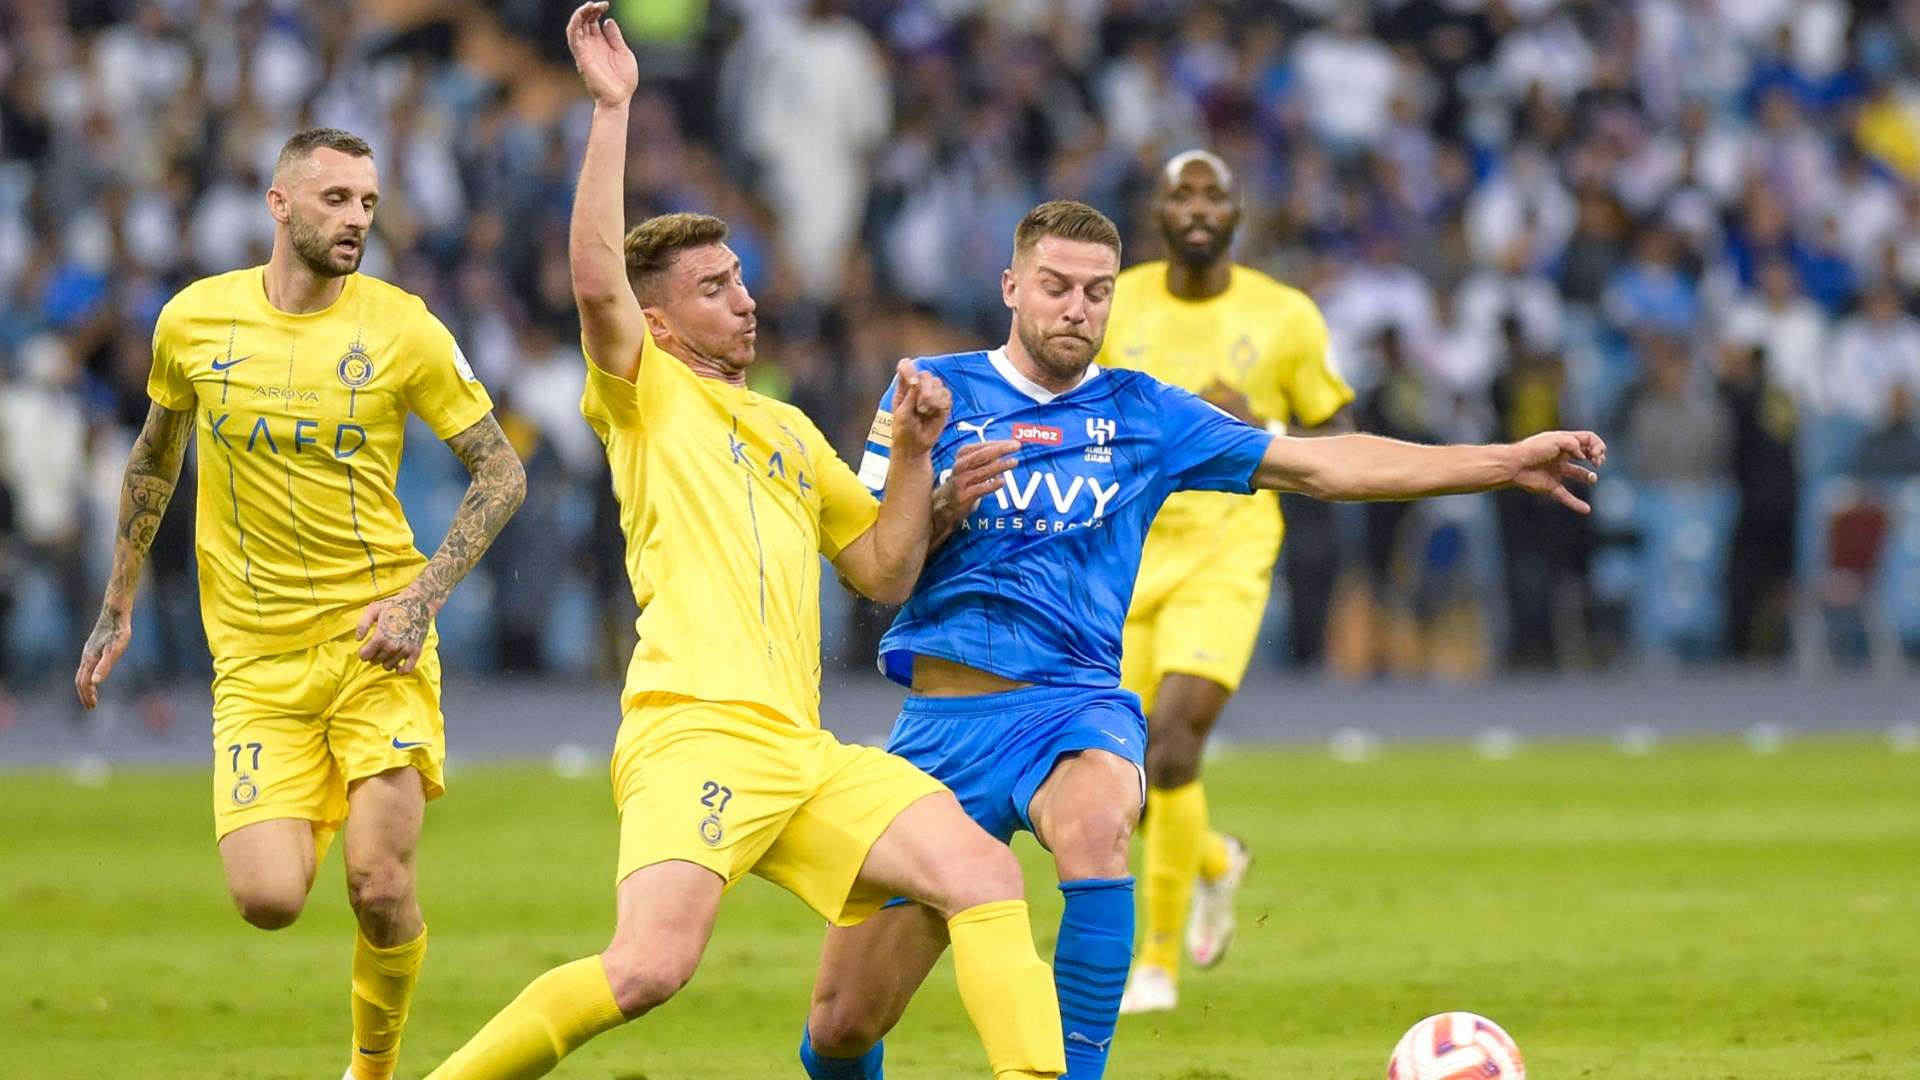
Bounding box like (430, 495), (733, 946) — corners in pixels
(799, 199), (1607, 1079)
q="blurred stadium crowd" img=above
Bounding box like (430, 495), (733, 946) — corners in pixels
(4, 0), (1920, 709)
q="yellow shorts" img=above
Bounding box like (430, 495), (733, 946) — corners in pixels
(210, 627), (444, 845)
(1120, 527), (1279, 707)
(611, 693), (946, 926)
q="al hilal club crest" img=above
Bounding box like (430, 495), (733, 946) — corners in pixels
(338, 335), (374, 388)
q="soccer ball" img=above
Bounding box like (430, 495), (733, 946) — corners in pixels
(1386, 1012), (1526, 1079)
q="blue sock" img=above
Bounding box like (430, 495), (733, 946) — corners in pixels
(1054, 877), (1134, 1079)
(800, 1025), (884, 1080)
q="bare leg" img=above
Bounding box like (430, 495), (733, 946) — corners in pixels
(217, 817), (318, 930)
(803, 792), (1064, 1079)
(1028, 749), (1141, 1079)
(344, 767), (425, 945)
(425, 859), (724, 1079)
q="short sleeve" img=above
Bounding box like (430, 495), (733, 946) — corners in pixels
(856, 376), (898, 494)
(1157, 381), (1275, 494)
(1244, 299), (1354, 429)
(402, 306), (494, 439)
(798, 414), (881, 559)
(580, 337), (642, 436)
(146, 301), (195, 410)
(581, 334), (699, 439)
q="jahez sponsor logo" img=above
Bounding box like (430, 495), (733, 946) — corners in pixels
(1012, 423), (1063, 445)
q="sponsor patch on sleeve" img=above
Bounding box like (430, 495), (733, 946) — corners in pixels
(868, 408), (893, 449)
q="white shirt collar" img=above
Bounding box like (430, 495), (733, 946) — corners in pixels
(986, 346), (1100, 404)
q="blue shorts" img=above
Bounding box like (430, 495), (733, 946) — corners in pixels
(885, 684), (1147, 845)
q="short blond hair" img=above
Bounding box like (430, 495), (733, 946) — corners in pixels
(1013, 200), (1121, 260)
(624, 212), (730, 303)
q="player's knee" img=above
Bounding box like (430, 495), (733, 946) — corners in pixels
(601, 945), (696, 1017)
(231, 881), (307, 930)
(937, 836), (1025, 913)
(1049, 804), (1136, 880)
(1146, 750), (1199, 789)
(1145, 736), (1201, 788)
(345, 861), (414, 922)
(807, 996), (889, 1058)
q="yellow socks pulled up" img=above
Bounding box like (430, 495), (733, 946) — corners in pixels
(948, 899), (1066, 1079)
(349, 928), (427, 1080)
(426, 956), (625, 1080)
(1140, 779), (1223, 975)
(1198, 827), (1232, 884)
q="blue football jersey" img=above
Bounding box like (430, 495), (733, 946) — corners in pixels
(859, 348), (1274, 688)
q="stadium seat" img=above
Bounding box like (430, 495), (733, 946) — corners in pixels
(1793, 477), (1909, 674)
(1880, 479), (1920, 650)
(1628, 481), (1737, 662)
(1799, 412), (1871, 481)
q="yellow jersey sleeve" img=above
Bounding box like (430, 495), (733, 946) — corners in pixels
(581, 348), (642, 436)
(1244, 296), (1352, 429)
(798, 414), (880, 560)
(401, 307), (494, 439)
(582, 333), (702, 438)
(146, 300), (195, 410)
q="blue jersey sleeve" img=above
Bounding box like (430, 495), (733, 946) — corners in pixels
(1155, 382), (1274, 494)
(856, 376), (899, 495)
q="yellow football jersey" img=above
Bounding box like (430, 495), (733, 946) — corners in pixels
(1098, 261), (1352, 546)
(148, 267), (494, 659)
(581, 334), (880, 729)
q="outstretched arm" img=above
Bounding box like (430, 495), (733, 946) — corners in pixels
(566, 1), (646, 380)
(356, 415), (527, 673)
(1253, 430), (1607, 513)
(76, 402), (194, 707)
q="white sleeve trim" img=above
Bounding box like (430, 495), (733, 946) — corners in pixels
(858, 449), (891, 492)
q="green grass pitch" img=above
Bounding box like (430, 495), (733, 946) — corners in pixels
(5, 738), (1916, 1078)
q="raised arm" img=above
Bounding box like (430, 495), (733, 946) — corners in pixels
(833, 361), (953, 604)
(356, 415), (527, 673)
(76, 402), (194, 707)
(1253, 429), (1607, 513)
(566, 1), (646, 380)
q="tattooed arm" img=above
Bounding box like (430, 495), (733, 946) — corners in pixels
(76, 403), (195, 708)
(355, 414), (527, 673)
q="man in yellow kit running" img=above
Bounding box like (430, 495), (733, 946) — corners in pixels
(1102, 150), (1354, 1013)
(74, 127), (528, 1080)
(422, 6), (1063, 1077)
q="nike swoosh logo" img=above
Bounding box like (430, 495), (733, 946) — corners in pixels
(358, 1046), (387, 1055)
(211, 354), (255, 371)
(1066, 1032), (1114, 1051)
(391, 737), (430, 750)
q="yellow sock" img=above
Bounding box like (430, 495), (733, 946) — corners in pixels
(350, 928), (426, 1080)
(1198, 827), (1233, 883)
(947, 900), (1066, 1079)
(425, 956), (625, 1080)
(1141, 780), (1209, 974)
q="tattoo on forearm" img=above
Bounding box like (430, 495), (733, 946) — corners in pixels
(929, 479), (963, 550)
(104, 404), (194, 606)
(410, 415), (526, 614)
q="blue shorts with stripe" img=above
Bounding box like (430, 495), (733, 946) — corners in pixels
(884, 684), (1147, 844)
